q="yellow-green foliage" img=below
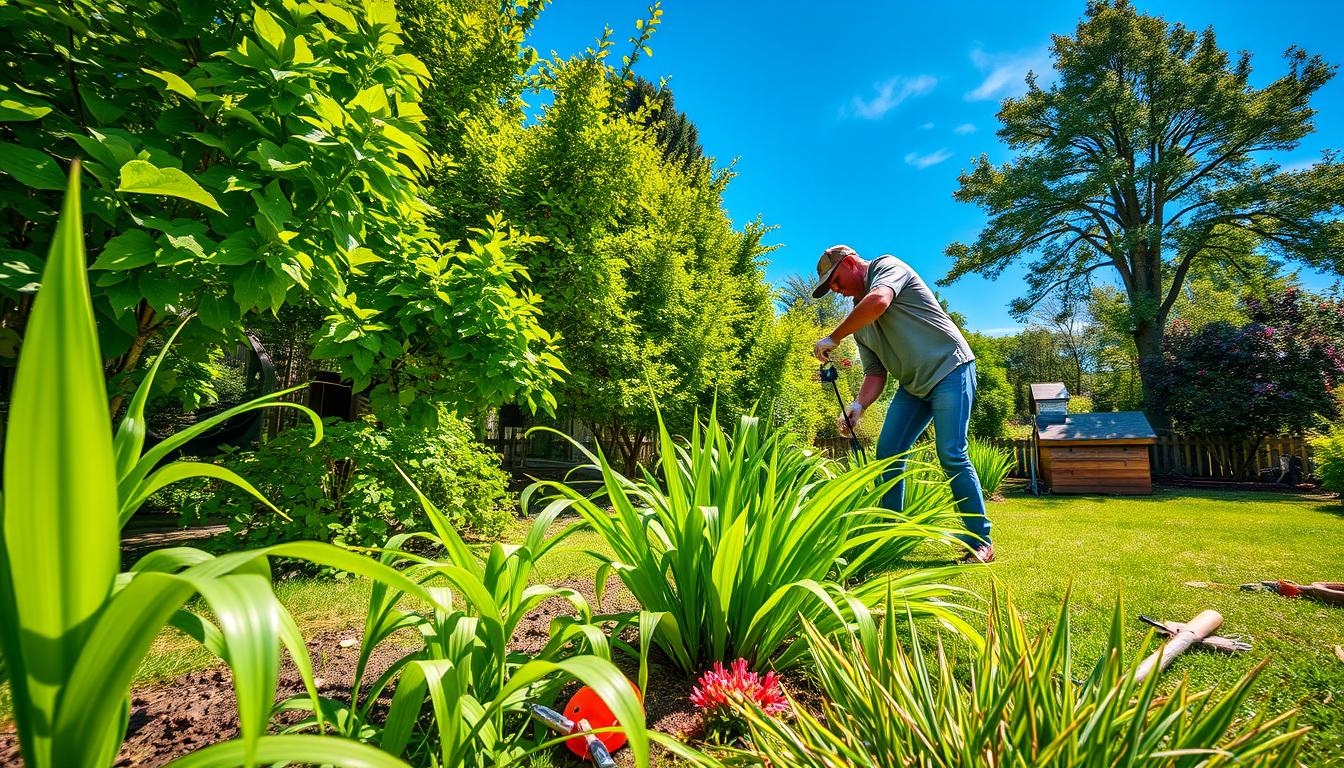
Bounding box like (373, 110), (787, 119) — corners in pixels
(1310, 423), (1344, 498)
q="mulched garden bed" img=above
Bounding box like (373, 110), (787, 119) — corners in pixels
(0, 579), (711, 767)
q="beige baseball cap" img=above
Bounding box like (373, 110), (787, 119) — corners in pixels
(812, 244), (857, 298)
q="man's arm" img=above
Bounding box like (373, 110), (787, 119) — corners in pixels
(838, 372), (887, 437)
(813, 285), (895, 361)
(833, 285), (894, 341)
(854, 372), (887, 410)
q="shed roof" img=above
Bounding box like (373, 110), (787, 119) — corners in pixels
(1030, 382), (1070, 402)
(1036, 411), (1157, 442)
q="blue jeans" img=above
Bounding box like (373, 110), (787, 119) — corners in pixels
(876, 361), (992, 546)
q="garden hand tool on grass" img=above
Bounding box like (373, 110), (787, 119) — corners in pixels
(1242, 580), (1344, 606)
(1134, 610), (1239, 683)
(529, 704), (617, 768)
(1139, 614), (1251, 654)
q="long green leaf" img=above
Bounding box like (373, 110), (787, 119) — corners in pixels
(119, 460), (287, 528)
(112, 319), (190, 479)
(0, 160), (120, 768)
(164, 735), (414, 768)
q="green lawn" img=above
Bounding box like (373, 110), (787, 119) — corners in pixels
(951, 488), (1344, 760)
(6, 488), (1339, 761)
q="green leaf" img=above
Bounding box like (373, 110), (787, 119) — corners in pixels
(0, 249), (44, 293)
(0, 160), (121, 767)
(196, 293), (232, 331)
(116, 160), (224, 213)
(167, 735), (413, 767)
(0, 143), (67, 190)
(91, 230), (156, 271)
(0, 84), (52, 122)
(348, 85), (389, 115)
(312, 2), (358, 32)
(251, 7), (287, 54)
(143, 69), (197, 100)
(112, 320), (190, 481)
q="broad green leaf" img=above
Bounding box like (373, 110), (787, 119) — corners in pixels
(0, 142), (66, 190)
(312, 2), (358, 32)
(251, 7), (287, 54)
(0, 249), (44, 293)
(91, 229), (156, 271)
(1, 161), (120, 767)
(116, 160), (223, 213)
(143, 68), (197, 100)
(0, 84), (52, 121)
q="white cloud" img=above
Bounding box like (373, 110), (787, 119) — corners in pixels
(966, 46), (1051, 101)
(904, 148), (953, 169)
(919, 121), (935, 130)
(954, 123), (976, 134)
(978, 326), (1025, 337)
(850, 75), (937, 119)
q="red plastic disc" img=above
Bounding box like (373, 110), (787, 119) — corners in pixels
(563, 679), (642, 759)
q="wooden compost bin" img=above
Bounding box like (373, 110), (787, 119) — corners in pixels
(1035, 412), (1157, 494)
(1028, 382), (1157, 494)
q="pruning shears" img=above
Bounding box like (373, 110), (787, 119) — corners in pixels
(529, 704), (617, 768)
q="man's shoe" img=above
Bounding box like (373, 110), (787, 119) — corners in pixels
(958, 544), (994, 564)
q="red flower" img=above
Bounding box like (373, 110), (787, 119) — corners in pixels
(689, 659), (789, 720)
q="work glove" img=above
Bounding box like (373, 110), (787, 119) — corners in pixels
(813, 335), (838, 362)
(837, 401), (863, 437)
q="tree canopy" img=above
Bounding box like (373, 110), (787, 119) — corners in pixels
(943, 0), (1344, 423)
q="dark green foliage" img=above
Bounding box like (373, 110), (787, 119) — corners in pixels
(944, 0), (1344, 421)
(204, 413), (513, 548)
(619, 76), (705, 174)
(964, 332), (1014, 438)
(1154, 288), (1343, 474)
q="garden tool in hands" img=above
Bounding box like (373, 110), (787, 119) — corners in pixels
(820, 360), (865, 459)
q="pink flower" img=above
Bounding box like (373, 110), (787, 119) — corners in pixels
(689, 659), (789, 719)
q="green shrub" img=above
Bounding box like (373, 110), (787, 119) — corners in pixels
(1309, 423), (1344, 498)
(208, 412), (513, 548)
(968, 437), (1015, 499)
(731, 589), (1307, 767)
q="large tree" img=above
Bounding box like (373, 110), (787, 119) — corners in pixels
(942, 0), (1344, 425)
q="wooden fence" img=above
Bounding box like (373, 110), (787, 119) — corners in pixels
(819, 434), (1316, 482)
(988, 435), (1315, 481)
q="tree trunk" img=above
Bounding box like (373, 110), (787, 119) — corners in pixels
(1133, 319), (1171, 432)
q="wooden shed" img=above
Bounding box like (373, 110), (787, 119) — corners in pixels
(1030, 384), (1157, 495)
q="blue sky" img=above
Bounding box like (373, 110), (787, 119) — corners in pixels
(527, 1), (1344, 335)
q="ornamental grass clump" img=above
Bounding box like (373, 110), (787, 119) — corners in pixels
(527, 405), (973, 673)
(729, 585), (1309, 767)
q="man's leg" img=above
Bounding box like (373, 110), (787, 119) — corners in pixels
(928, 361), (992, 547)
(876, 386), (933, 512)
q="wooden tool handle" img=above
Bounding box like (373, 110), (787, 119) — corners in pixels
(1134, 610), (1222, 683)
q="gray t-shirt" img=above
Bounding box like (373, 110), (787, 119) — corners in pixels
(853, 255), (975, 397)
